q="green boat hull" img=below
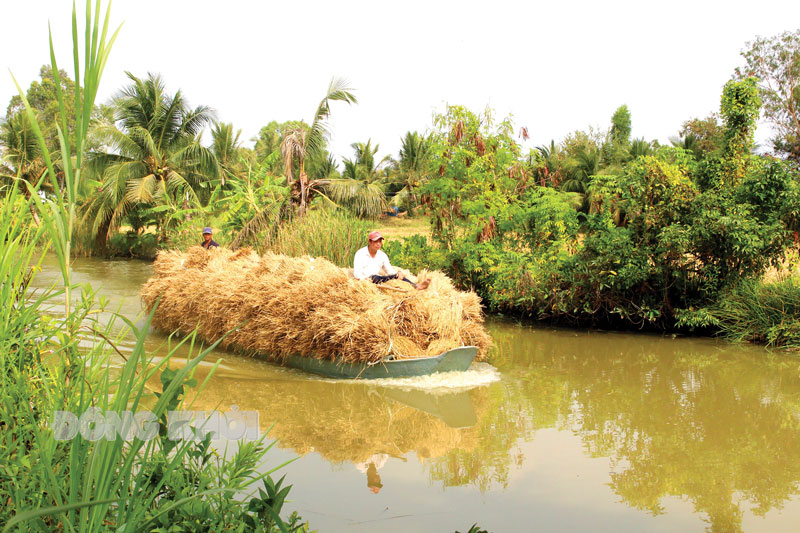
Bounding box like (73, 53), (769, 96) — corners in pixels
(283, 346), (478, 379)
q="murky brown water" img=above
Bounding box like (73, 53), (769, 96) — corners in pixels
(30, 255), (800, 532)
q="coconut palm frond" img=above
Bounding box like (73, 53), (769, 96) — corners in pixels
(106, 196), (133, 238)
(231, 200), (284, 249)
(211, 122), (243, 166)
(155, 91), (184, 148)
(307, 77), (357, 158)
(325, 178), (363, 203)
(324, 178), (385, 219)
(350, 182), (386, 219)
(126, 127), (159, 162)
(84, 151), (126, 179)
(175, 143), (218, 179)
(181, 104), (217, 138)
(629, 138), (653, 159)
(164, 169), (202, 207)
(398, 131), (430, 172)
(91, 121), (144, 157)
(125, 174), (157, 204)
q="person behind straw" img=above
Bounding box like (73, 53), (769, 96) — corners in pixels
(200, 227), (219, 249)
(353, 231), (429, 290)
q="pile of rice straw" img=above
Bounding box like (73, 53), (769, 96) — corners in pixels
(141, 247), (491, 363)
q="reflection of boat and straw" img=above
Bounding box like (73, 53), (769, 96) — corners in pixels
(141, 247), (491, 378)
(185, 375), (489, 465)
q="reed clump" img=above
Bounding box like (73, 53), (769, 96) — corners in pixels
(141, 247), (491, 363)
(264, 209), (372, 267)
(714, 275), (800, 349)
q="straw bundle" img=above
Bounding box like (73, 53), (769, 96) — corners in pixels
(141, 247), (491, 363)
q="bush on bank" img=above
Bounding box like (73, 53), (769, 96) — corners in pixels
(395, 81), (800, 340)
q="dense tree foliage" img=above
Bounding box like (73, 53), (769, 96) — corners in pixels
(391, 79), (800, 331)
(6, 66), (79, 154)
(671, 114), (723, 159)
(420, 105), (524, 248)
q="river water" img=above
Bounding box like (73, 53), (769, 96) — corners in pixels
(30, 256), (800, 532)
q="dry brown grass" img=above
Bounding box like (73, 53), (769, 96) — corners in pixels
(374, 215), (431, 241)
(141, 246), (491, 364)
(761, 249), (800, 283)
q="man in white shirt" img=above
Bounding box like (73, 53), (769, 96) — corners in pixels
(353, 231), (429, 289)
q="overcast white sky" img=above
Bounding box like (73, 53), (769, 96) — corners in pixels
(2, 0), (799, 163)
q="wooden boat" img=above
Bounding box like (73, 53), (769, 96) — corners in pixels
(283, 346), (478, 380)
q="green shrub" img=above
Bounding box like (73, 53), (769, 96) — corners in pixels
(382, 234), (448, 274)
(418, 90), (799, 332)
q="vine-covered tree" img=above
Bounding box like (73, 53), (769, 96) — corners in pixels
(610, 104), (632, 147)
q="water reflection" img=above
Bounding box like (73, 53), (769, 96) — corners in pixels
(184, 368), (489, 466)
(486, 320), (800, 532)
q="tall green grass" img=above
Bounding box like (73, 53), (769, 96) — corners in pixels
(1, 2), (306, 531)
(265, 208), (372, 267)
(713, 275), (800, 349)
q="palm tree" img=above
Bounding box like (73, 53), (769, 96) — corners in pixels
(669, 133), (702, 158)
(325, 139), (391, 218)
(562, 146), (601, 194)
(211, 121), (245, 186)
(0, 111), (59, 224)
(83, 72), (218, 251)
(280, 78), (357, 213)
(629, 137), (654, 160)
(306, 150), (340, 181)
(391, 131), (430, 208)
(1, 112), (43, 185)
(531, 140), (566, 187)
